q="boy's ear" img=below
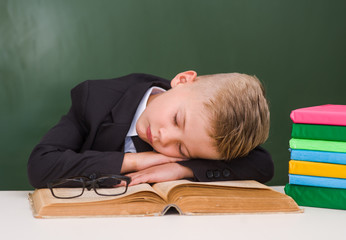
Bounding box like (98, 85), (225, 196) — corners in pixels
(170, 70), (197, 88)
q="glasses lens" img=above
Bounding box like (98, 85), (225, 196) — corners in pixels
(50, 178), (84, 198)
(95, 177), (129, 196)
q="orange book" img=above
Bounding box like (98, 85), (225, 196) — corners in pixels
(289, 160), (346, 179)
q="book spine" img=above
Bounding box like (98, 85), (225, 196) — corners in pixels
(161, 204), (183, 216)
(291, 124), (346, 142)
(289, 138), (346, 153)
(284, 184), (346, 210)
(289, 174), (346, 189)
(290, 149), (346, 165)
(289, 160), (346, 179)
(290, 110), (346, 126)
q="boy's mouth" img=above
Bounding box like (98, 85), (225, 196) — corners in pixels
(146, 126), (153, 144)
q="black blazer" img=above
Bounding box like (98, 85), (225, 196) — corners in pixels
(27, 73), (274, 188)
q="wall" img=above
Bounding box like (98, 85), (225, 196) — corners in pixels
(1, 0), (346, 189)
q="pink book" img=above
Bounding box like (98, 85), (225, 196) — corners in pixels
(290, 104), (346, 126)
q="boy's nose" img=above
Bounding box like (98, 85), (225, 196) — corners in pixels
(158, 127), (176, 146)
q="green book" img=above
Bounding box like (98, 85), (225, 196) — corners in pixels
(289, 138), (346, 153)
(291, 124), (346, 142)
(284, 184), (346, 210)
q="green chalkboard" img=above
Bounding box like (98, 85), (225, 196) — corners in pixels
(1, 0), (346, 189)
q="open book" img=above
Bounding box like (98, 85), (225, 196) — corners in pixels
(29, 180), (301, 218)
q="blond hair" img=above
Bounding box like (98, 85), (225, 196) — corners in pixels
(196, 73), (270, 161)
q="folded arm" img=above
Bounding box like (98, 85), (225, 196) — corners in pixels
(27, 110), (126, 188)
(178, 146), (274, 183)
(124, 146), (274, 185)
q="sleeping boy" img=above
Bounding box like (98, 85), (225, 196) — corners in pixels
(28, 71), (273, 188)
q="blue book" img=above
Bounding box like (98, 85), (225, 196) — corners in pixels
(290, 149), (346, 165)
(289, 174), (346, 189)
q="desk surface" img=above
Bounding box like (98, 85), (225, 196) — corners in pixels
(1, 187), (346, 240)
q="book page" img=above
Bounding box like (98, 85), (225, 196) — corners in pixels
(152, 180), (271, 201)
(39, 183), (158, 204)
(30, 180), (302, 217)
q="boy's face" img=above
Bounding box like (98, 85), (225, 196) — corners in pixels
(136, 71), (220, 160)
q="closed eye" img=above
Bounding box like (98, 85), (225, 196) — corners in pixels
(173, 113), (184, 156)
(178, 143), (185, 157)
(173, 113), (178, 126)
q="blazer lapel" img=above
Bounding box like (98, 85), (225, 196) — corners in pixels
(131, 136), (153, 152)
(110, 80), (170, 124)
(92, 80), (170, 152)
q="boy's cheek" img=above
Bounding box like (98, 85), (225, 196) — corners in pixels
(154, 147), (180, 158)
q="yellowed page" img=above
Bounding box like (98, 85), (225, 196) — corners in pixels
(37, 183), (158, 205)
(152, 180), (270, 201)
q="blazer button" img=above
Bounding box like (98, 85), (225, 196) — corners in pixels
(213, 170), (221, 178)
(222, 169), (231, 177)
(206, 170), (214, 179)
(89, 173), (97, 180)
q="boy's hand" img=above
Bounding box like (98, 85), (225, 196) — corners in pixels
(124, 163), (194, 186)
(121, 152), (186, 174)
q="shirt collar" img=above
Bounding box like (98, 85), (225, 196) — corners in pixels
(126, 86), (166, 136)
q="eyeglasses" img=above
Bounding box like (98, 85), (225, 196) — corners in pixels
(47, 174), (131, 199)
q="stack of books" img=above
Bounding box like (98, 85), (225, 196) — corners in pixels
(284, 104), (346, 210)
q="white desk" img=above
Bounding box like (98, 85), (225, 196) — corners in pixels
(1, 187), (346, 240)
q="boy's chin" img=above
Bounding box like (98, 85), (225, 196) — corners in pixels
(137, 131), (151, 146)
(136, 125), (145, 140)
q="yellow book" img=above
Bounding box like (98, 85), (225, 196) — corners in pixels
(289, 160), (346, 179)
(28, 180), (301, 218)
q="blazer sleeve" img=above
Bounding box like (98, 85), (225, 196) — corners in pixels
(178, 146), (274, 183)
(27, 81), (125, 189)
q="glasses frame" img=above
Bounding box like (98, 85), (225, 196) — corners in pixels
(47, 174), (132, 199)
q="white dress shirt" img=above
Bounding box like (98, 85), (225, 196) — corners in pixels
(124, 86), (165, 153)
